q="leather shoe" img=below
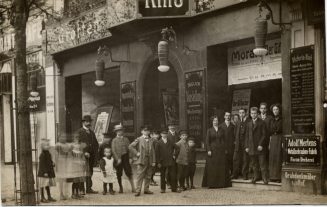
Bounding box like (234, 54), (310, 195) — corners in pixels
(86, 189), (98, 194)
(172, 189), (181, 193)
(160, 189), (166, 193)
(135, 192), (141, 197)
(263, 179), (269, 185)
(251, 179), (256, 184)
(144, 191), (154, 194)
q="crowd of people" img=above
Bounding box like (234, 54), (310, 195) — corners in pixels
(37, 102), (283, 203)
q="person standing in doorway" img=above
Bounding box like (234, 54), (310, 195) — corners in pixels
(111, 124), (135, 193)
(269, 104), (283, 183)
(245, 107), (268, 184)
(77, 115), (99, 194)
(232, 108), (250, 180)
(219, 112), (235, 180)
(129, 125), (156, 197)
(166, 123), (179, 188)
(259, 102), (273, 167)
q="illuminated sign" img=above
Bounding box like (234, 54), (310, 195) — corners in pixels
(138, 0), (189, 17)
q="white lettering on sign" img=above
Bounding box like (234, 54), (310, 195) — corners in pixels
(145, 0), (183, 8)
(284, 172), (316, 181)
(287, 138), (317, 147)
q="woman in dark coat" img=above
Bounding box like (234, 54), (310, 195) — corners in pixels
(202, 116), (231, 188)
(269, 104), (283, 182)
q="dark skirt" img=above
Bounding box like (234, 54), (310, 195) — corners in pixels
(269, 134), (283, 180)
(202, 149), (231, 188)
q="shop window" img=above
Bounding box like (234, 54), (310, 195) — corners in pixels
(0, 73), (12, 93)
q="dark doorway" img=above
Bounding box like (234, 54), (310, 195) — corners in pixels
(143, 61), (179, 130)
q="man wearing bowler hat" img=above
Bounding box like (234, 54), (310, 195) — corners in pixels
(129, 125), (156, 197)
(111, 124), (135, 193)
(77, 115), (99, 194)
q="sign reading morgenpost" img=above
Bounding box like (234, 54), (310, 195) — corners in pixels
(290, 45), (315, 134)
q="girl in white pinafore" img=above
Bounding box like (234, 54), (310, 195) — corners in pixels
(99, 147), (116, 195)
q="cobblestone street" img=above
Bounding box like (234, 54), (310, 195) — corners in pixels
(2, 164), (327, 205)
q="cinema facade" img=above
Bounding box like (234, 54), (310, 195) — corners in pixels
(43, 0), (326, 194)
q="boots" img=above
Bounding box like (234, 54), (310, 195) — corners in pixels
(117, 176), (123, 193)
(129, 176), (136, 193)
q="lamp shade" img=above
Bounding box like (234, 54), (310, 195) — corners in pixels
(95, 59), (105, 86)
(158, 40), (170, 72)
(29, 73), (39, 97)
(253, 18), (268, 56)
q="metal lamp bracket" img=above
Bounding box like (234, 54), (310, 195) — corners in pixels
(258, 0), (291, 29)
(97, 45), (130, 63)
(161, 26), (178, 48)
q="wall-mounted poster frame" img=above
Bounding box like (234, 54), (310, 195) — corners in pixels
(121, 81), (136, 142)
(161, 88), (179, 127)
(185, 69), (206, 148)
(93, 106), (114, 144)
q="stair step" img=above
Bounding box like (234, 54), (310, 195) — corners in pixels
(232, 179), (281, 191)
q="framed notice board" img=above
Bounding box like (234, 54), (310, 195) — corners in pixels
(185, 69), (206, 148)
(121, 81), (136, 141)
(290, 45), (315, 134)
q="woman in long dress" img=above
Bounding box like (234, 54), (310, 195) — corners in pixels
(269, 104), (283, 182)
(202, 116), (231, 188)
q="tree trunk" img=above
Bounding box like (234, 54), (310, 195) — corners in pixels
(13, 0), (36, 205)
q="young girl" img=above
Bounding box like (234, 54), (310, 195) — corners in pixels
(38, 138), (56, 203)
(71, 135), (87, 199)
(99, 147), (116, 195)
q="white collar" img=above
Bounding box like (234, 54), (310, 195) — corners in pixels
(169, 130), (176, 135)
(213, 126), (218, 131)
(253, 118), (258, 122)
(225, 121), (230, 126)
(83, 125), (89, 131)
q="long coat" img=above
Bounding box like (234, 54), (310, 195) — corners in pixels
(269, 116), (283, 180)
(156, 139), (176, 167)
(259, 114), (273, 148)
(245, 118), (267, 156)
(129, 136), (156, 165)
(38, 150), (55, 178)
(219, 122), (235, 155)
(167, 131), (179, 144)
(202, 127), (231, 188)
(77, 127), (99, 166)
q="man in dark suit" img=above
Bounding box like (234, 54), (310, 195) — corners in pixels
(245, 107), (268, 184)
(259, 102), (273, 166)
(77, 115), (99, 194)
(156, 130), (180, 193)
(232, 108), (250, 180)
(219, 112), (235, 177)
(166, 124), (179, 187)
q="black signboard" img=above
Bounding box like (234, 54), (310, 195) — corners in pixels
(185, 70), (205, 147)
(285, 135), (320, 166)
(306, 0), (325, 25)
(138, 0), (189, 17)
(121, 81), (136, 142)
(290, 45), (315, 134)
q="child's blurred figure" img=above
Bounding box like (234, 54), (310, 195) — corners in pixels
(55, 135), (73, 200)
(98, 132), (113, 161)
(38, 138), (56, 203)
(99, 147), (116, 195)
(186, 137), (197, 189)
(175, 130), (189, 191)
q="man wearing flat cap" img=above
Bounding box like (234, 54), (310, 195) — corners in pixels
(129, 125), (156, 196)
(111, 123), (135, 193)
(77, 115), (99, 194)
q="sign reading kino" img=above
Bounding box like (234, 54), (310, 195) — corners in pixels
(138, 0), (189, 17)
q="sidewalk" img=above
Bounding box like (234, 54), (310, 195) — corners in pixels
(2, 163), (327, 205)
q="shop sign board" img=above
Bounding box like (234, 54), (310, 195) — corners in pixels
(284, 135), (320, 166)
(137, 0), (189, 17)
(282, 169), (322, 194)
(290, 45), (315, 134)
(94, 108), (113, 144)
(227, 39), (282, 85)
(185, 70), (205, 147)
(307, 0), (324, 25)
(231, 89), (251, 116)
(121, 81), (136, 141)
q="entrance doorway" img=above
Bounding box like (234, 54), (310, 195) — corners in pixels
(143, 61), (179, 130)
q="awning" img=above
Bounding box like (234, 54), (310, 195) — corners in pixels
(0, 62), (11, 73)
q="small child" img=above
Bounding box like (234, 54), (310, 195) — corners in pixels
(98, 132), (113, 161)
(175, 130), (189, 191)
(38, 138), (56, 203)
(186, 137), (196, 189)
(99, 147), (116, 195)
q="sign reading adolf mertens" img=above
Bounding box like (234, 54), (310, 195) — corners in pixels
(285, 135), (320, 166)
(138, 0), (189, 17)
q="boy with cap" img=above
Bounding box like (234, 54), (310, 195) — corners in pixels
(150, 129), (161, 186)
(129, 125), (156, 197)
(111, 124), (135, 193)
(175, 130), (189, 191)
(156, 130), (180, 193)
